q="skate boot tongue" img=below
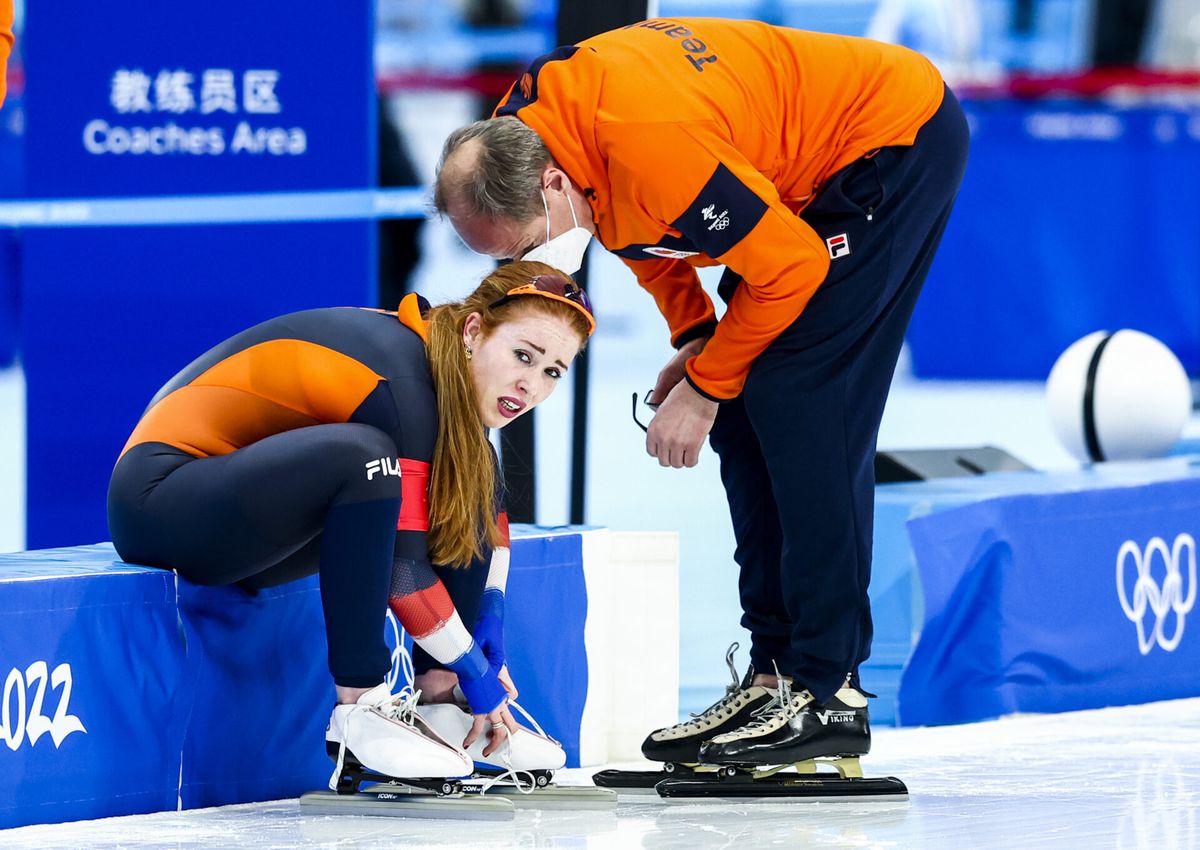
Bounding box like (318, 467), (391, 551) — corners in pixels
(709, 679), (814, 743)
(832, 687), (868, 709)
(356, 683), (393, 706)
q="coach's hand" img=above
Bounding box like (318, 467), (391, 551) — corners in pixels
(646, 379), (718, 468)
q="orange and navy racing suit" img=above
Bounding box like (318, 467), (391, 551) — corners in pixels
(108, 294), (510, 714)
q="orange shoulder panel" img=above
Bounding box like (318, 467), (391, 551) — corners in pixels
(396, 293), (429, 342)
(122, 339), (384, 458)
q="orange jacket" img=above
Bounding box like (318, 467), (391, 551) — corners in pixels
(496, 18), (943, 400)
(0, 0), (13, 108)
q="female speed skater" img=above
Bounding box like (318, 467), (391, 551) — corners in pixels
(108, 261), (595, 789)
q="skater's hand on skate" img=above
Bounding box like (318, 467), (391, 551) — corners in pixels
(646, 379), (718, 469)
(650, 337), (708, 405)
(465, 703), (520, 757)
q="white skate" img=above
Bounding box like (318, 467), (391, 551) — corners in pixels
(418, 700), (566, 774)
(300, 684), (515, 821)
(417, 697), (614, 809)
(326, 683), (471, 785)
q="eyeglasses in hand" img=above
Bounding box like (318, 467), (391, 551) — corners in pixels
(631, 389), (660, 433)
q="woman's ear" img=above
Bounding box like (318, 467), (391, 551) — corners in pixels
(462, 312), (483, 351)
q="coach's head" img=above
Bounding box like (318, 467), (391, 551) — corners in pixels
(434, 117), (594, 275)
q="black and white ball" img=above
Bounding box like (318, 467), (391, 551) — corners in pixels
(1046, 330), (1192, 463)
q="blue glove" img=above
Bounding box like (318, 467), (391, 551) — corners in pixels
(441, 589), (507, 715)
(472, 588), (505, 671)
(457, 663), (507, 715)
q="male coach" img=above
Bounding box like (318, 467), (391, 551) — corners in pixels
(0, 0), (13, 108)
(433, 17), (968, 763)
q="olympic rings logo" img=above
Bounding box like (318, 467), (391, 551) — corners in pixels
(1116, 533), (1197, 655)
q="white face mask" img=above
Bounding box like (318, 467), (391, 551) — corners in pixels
(522, 188), (592, 276)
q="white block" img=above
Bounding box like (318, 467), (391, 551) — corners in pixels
(579, 529), (679, 765)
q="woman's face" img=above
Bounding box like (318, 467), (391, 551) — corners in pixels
(463, 309), (583, 429)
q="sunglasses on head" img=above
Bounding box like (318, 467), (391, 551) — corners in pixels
(489, 274), (596, 335)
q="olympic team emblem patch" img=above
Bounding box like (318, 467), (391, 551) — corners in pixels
(826, 233), (850, 259)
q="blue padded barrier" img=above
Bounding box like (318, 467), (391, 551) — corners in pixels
(860, 505), (924, 725)
(900, 462), (1200, 726)
(871, 457), (1200, 727)
(176, 577), (333, 809)
(0, 545), (189, 829)
(504, 528), (589, 767)
(0, 527), (590, 828)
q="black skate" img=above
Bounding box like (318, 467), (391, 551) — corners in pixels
(593, 644), (775, 792)
(657, 678), (906, 801)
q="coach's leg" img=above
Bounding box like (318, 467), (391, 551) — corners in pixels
(740, 88), (969, 701)
(708, 395), (789, 675)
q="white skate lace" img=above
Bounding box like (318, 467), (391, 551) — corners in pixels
(731, 663), (806, 738)
(510, 698), (554, 740)
(478, 744), (536, 795)
(387, 619), (549, 796)
(674, 643), (751, 733)
(478, 700), (550, 796)
(329, 685), (424, 790)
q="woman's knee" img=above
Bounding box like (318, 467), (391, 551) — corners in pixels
(315, 424), (403, 502)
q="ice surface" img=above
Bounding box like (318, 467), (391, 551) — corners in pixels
(2, 697), (1196, 849)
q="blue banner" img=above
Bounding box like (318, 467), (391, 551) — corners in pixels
(23, 2), (372, 196)
(899, 476), (1200, 726)
(909, 97), (1200, 379)
(20, 0), (376, 549)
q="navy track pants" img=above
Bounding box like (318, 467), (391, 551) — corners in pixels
(708, 86), (970, 702)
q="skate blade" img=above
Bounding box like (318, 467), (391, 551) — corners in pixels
(655, 774), (908, 802)
(300, 788), (515, 821)
(465, 783), (618, 810)
(592, 769), (671, 791)
(592, 764), (723, 792)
